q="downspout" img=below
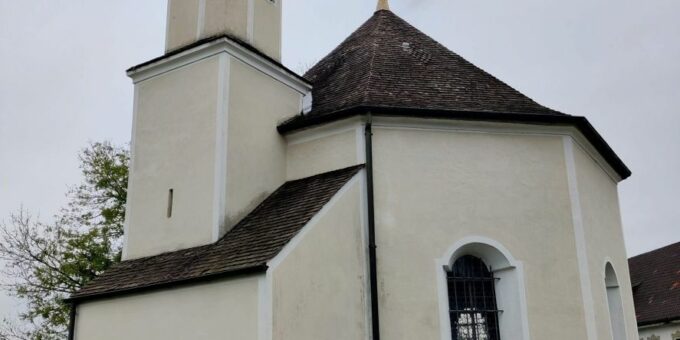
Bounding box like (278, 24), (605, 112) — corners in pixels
(365, 114), (381, 340)
(67, 303), (77, 340)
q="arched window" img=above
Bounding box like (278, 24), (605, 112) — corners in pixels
(447, 255), (501, 340)
(605, 262), (627, 340)
(437, 237), (529, 340)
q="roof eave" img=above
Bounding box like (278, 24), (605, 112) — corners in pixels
(277, 106), (631, 180)
(637, 316), (680, 328)
(126, 34), (310, 90)
(64, 264), (268, 304)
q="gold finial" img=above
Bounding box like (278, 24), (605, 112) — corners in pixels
(376, 0), (390, 11)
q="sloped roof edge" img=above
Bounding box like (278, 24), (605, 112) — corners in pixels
(64, 265), (266, 304)
(126, 34), (309, 86)
(277, 106), (631, 180)
(67, 165), (364, 304)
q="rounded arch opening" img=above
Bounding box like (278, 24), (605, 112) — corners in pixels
(446, 242), (514, 273)
(438, 236), (529, 340)
(604, 262), (627, 340)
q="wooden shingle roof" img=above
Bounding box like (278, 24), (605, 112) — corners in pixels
(303, 10), (559, 117)
(629, 241), (680, 326)
(68, 165), (363, 302)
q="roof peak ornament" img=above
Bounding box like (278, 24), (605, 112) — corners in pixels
(376, 0), (390, 11)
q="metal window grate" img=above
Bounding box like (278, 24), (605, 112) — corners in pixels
(447, 255), (502, 340)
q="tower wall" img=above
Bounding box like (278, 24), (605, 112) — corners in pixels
(123, 44), (307, 260)
(124, 55), (223, 260)
(223, 57), (302, 232)
(166, 0), (282, 60)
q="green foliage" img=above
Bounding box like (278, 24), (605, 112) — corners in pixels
(0, 142), (129, 340)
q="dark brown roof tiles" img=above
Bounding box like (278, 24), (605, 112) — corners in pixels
(629, 241), (680, 325)
(69, 165), (363, 302)
(304, 10), (560, 117)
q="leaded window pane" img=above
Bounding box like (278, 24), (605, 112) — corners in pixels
(447, 255), (501, 340)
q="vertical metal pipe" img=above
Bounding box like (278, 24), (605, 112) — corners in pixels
(68, 303), (77, 340)
(365, 114), (380, 340)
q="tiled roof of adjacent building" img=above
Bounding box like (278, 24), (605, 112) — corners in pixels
(629, 241), (680, 326)
(67, 165), (363, 302)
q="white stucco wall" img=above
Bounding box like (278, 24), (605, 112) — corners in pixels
(573, 142), (639, 340)
(202, 0), (249, 45)
(252, 0), (282, 60)
(165, 0), (201, 52)
(281, 118), (636, 339)
(270, 174), (369, 340)
(224, 58), (302, 231)
(166, 0), (282, 60)
(363, 118), (633, 340)
(75, 275), (260, 340)
(286, 121), (363, 180)
(371, 124), (585, 339)
(125, 55), (222, 260)
(639, 323), (680, 340)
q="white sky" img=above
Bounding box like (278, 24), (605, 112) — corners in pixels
(1, 0), (679, 321)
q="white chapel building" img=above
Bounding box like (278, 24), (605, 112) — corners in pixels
(66, 1), (640, 339)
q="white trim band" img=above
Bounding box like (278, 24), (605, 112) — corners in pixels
(563, 136), (598, 340)
(128, 37), (311, 95)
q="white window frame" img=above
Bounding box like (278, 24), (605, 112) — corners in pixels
(436, 236), (531, 340)
(603, 260), (629, 340)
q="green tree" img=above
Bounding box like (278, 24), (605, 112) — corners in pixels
(0, 142), (129, 340)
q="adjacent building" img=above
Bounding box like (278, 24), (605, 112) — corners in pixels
(630, 242), (680, 340)
(66, 1), (639, 339)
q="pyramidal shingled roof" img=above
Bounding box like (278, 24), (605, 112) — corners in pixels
(280, 9), (630, 179)
(304, 9), (561, 116)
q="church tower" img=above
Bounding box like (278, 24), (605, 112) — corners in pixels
(122, 0), (310, 260)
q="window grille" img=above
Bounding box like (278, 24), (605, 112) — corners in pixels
(447, 255), (502, 340)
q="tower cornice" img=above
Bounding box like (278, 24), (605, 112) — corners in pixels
(127, 35), (311, 95)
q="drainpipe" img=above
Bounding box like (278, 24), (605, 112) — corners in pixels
(365, 114), (381, 340)
(67, 303), (77, 340)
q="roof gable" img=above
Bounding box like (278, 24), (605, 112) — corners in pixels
(68, 165), (364, 302)
(304, 10), (559, 116)
(629, 241), (680, 325)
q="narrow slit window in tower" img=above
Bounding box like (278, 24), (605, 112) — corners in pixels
(167, 189), (174, 218)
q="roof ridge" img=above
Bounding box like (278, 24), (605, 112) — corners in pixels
(629, 241), (680, 260)
(362, 12), (387, 105)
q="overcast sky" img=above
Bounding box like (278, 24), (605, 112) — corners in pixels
(1, 0), (678, 322)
